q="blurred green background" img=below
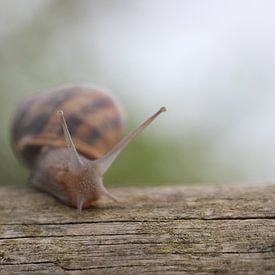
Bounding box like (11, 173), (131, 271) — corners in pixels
(1, 0), (275, 187)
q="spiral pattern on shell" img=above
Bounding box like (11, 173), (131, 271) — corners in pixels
(11, 86), (124, 167)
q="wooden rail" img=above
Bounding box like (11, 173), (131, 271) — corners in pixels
(0, 184), (274, 274)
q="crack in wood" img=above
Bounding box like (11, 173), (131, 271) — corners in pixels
(0, 216), (274, 227)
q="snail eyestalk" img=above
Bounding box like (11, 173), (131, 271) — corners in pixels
(57, 110), (84, 168)
(96, 106), (167, 175)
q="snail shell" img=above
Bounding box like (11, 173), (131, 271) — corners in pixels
(11, 85), (124, 167)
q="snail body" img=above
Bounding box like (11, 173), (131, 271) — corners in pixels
(11, 85), (166, 212)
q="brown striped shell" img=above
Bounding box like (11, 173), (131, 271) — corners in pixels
(11, 85), (124, 167)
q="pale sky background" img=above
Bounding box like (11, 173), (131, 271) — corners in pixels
(1, 0), (275, 183)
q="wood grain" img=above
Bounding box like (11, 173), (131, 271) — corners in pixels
(0, 184), (274, 274)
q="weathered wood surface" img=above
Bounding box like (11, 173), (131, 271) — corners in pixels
(0, 184), (274, 274)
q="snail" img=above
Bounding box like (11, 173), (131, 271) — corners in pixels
(11, 85), (166, 212)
